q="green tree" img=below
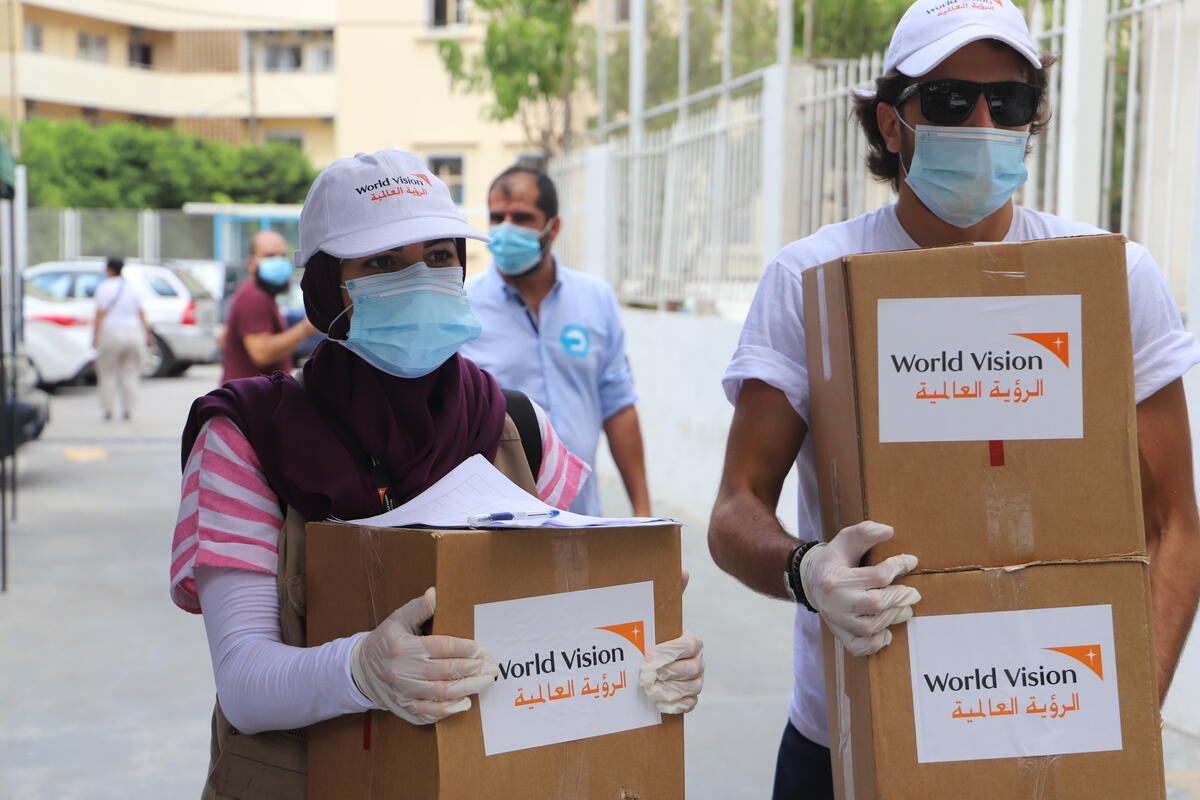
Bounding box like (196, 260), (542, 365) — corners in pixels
(225, 141), (317, 204)
(796, 0), (910, 59)
(581, 0), (723, 121)
(437, 0), (585, 158)
(581, 0), (842, 128)
(19, 119), (315, 208)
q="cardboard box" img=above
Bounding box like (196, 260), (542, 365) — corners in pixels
(306, 522), (685, 799)
(801, 234), (1142, 570)
(823, 561), (1164, 799)
(801, 235), (1165, 799)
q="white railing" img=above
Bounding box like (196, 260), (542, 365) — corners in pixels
(615, 90), (764, 310)
(553, 0), (1200, 319)
(995, 0), (1194, 310)
(550, 72), (768, 314)
(548, 146), (590, 286)
(794, 55), (892, 238)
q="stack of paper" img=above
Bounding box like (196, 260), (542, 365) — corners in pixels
(344, 454), (675, 529)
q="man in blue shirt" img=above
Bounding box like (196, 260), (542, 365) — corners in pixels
(462, 166), (650, 517)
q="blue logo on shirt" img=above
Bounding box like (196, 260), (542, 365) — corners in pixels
(560, 324), (590, 357)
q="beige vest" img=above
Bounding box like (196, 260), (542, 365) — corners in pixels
(201, 417), (537, 799)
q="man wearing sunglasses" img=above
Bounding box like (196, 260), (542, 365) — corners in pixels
(708, 2), (1200, 798)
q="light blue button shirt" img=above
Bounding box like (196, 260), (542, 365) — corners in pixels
(462, 259), (638, 515)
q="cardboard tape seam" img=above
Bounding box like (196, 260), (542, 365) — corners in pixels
(817, 265), (832, 383)
(833, 639), (855, 800)
(904, 554), (1150, 577)
(358, 528), (386, 626)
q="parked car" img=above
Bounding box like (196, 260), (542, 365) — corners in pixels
(166, 259), (243, 321)
(0, 352), (49, 458)
(23, 258), (220, 385)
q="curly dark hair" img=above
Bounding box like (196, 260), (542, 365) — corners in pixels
(853, 42), (1058, 191)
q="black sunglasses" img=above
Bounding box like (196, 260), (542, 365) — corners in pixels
(896, 79), (1043, 128)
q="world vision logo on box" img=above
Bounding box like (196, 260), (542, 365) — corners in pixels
(906, 603), (1119, 763)
(495, 620), (645, 708)
(922, 643), (1103, 693)
(886, 330), (1071, 406)
(921, 643), (1104, 724)
(495, 619), (646, 678)
(354, 172), (434, 202)
(876, 295), (1083, 442)
(888, 331), (1069, 375)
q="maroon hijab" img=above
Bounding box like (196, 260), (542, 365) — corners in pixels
(181, 242), (506, 522)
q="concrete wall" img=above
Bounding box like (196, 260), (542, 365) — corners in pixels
(259, 117), (336, 167)
(592, 306), (800, 533)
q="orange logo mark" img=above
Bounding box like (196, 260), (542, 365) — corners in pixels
(413, 173), (432, 186)
(1012, 332), (1069, 367)
(1044, 645), (1103, 680)
(596, 621), (646, 655)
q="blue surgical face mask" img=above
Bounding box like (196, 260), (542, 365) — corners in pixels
(331, 262), (481, 379)
(487, 221), (552, 276)
(897, 114), (1030, 228)
(257, 255), (295, 286)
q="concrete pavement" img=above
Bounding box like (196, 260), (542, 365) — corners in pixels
(0, 364), (1196, 798)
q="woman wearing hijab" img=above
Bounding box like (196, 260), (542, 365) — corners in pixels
(169, 151), (704, 798)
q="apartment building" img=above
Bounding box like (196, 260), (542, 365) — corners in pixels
(0, 0), (574, 238)
(0, 1), (338, 165)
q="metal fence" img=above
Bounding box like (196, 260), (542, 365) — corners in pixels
(614, 88), (765, 310)
(553, 0), (1200, 317)
(794, 54), (891, 238)
(27, 207), (217, 266)
(551, 71), (768, 314)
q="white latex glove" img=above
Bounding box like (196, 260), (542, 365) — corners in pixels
(349, 587), (499, 725)
(639, 632), (704, 713)
(799, 521), (921, 658)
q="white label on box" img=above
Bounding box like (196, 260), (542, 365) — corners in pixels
(474, 581), (660, 756)
(907, 604), (1121, 764)
(877, 295), (1082, 442)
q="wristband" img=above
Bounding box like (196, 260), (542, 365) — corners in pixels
(785, 540), (822, 612)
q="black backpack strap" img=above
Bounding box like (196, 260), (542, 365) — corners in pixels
(502, 389), (543, 480)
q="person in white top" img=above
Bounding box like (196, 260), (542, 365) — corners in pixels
(707, 2), (1200, 798)
(92, 256), (153, 421)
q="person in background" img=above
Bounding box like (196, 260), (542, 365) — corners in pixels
(220, 229), (317, 383)
(706, 2), (1200, 798)
(171, 150), (704, 798)
(462, 166), (650, 517)
(92, 256), (153, 422)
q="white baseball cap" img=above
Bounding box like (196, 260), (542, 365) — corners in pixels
(296, 150), (489, 268)
(884, 0), (1041, 78)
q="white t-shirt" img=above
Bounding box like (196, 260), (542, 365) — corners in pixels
(721, 204), (1200, 748)
(93, 277), (143, 329)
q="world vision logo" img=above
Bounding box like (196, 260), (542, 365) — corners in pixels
(888, 330), (1070, 375)
(1045, 644), (1104, 680)
(1012, 332), (1069, 367)
(596, 621), (647, 655)
(921, 644), (1105, 694)
(928, 0), (1004, 16)
(495, 619), (645, 679)
(355, 173), (434, 201)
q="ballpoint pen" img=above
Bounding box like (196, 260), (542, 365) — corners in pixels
(467, 509), (560, 527)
